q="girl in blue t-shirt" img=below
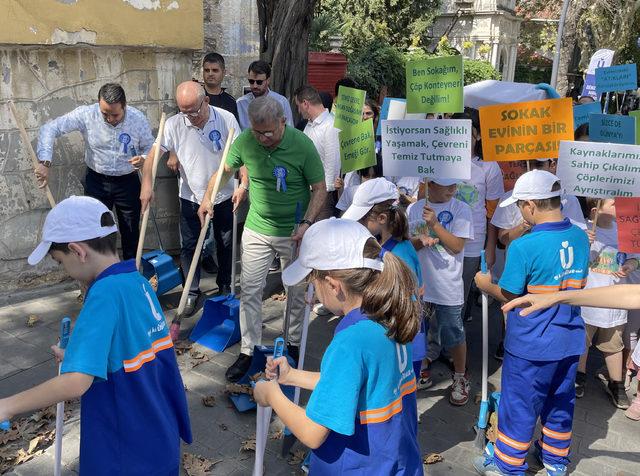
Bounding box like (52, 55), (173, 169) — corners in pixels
(253, 218), (423, 475)
(341, 177), (426, 378)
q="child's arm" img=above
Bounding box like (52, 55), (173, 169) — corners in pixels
(485, 223), (498, 269)
(0, 372), (93, 422)
(253, 380), (330, 449)
(502, 284), (640, 316)
(423, 206), (465, 254)
(498, 221), (531, 247)
(265, 356), (320, 390)
(474, 271), (519, 303)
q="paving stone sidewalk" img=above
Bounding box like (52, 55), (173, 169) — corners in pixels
(0, 274), (638, 475)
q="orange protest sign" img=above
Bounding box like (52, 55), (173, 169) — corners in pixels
(480, 98), (574, 162)
(616, 197), (640, 253)
(498, 161), (529, 191)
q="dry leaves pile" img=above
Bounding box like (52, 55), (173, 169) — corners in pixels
(173, 341), (211, 369)
(240, 435), (256, 452)
(0, 402), (79, 474)
(182, 452), (221, 476)
(201, 395), (216, 407)
(148, 275), (159, 292)
(224, 383), (253, 400)
(270, 292), (286, 302)
(25, 315), (40, 328)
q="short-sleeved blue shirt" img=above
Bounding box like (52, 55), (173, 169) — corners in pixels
(61, 260), (192, 475)
(499, 219), (590, 361)
(382, 238), (426, 363)
(306, 308), (422, 475)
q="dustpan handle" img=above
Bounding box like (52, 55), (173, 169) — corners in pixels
(148, 205), (166, 252)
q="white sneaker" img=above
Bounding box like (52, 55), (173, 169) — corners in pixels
(449, 373), (470, 406)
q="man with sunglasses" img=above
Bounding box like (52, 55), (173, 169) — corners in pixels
(198, 96), (326, 382)
(140, 81), (246, 316)
(236, 60), (293, 130)
(36, 83), (155, 260)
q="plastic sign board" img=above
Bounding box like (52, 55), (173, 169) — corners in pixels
(339, 119), (376, 174)
(589, 114), (636, 144)
(595, 64), (638, 96)
(334, 86), (366, 131)
(406, 56), (464, 114)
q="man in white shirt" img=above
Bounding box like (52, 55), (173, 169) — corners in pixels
(294, 85), (340, 220)
(236, 60), (293, 130)
(140, 81), (246, 316)
(36, 83), (155, 260)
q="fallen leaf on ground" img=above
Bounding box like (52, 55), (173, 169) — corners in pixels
(218, 423), (228, 431)
(26, 315), (39, 327)
(202, 395), (216, 407)
(288, 449), (307, 466)
(423, 453), (444, 464)
(148, 275), (158, 292)
(240, 436), (256, 452)
(269, 428), (284, 440)
(15, 448), (43, 465)
(271, 292), (286, 301)
(189, 349), (210, 368)
(174, 340), (193, 355)
(182, 452), (221, 476)
(225, 383), (253, 397)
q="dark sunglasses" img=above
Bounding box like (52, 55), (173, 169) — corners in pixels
(248, 79), (265, 85)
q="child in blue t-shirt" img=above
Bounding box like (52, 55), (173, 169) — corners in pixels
(474, 171), (589, 476)
(342, 177), (426, 378)
(253, 218), (423, 475)
(0, 196), (192, 476)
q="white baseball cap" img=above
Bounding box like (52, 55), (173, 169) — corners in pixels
(282, 218), (384, 286)
(499, 170), (561, 208)
(342, 178), (399, 221)
(427, 177), (460, 186)
(28, 196), (118, 265)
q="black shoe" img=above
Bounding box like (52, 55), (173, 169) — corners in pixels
(216, 285), (232, 296)
(182, 293), (199, 317)
(225, 353), (252, 383)
(494, 341), (504, 361)
(575, 371), (586, 398)
(606, 380), (631, 409)
(287, 344), (299, 365)
(202, 256), (218, 274)
(269, 255), (280, 272)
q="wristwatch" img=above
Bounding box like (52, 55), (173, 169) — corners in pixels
(40, 160), (52, 168)
(300, 219), (313, 227)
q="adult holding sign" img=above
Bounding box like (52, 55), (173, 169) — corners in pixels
(198, 96), (327, 382)
(479, 98), (574, 162)
(37, 83), (155, 260)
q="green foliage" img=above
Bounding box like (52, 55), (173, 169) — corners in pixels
(318, 0), (441, 51)
(309, 13), (341, 52)
(462, 59), (502, 85)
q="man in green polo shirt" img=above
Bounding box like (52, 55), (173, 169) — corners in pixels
(199, 95), (327, 382)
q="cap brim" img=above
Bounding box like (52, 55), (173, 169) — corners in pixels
(341, 204), (372, 221)
(281, 258), (312, 286)
(499, 195), (518, 208)
(429, 178), (460, 186)
(28, 241), (52, 265)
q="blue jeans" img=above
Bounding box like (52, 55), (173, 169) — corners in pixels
(179, 197), (233, 295)
(427, 303), (465, 360)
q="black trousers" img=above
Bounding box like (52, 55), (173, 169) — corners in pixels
(179, 197), (233, 295)
(84, 168), (141, 260)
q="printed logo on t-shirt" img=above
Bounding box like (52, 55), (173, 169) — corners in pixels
(560, 241), (574, 270)
(455, 183), (479, 207)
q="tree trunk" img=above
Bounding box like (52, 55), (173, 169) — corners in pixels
(556, 0), (588, 96)
(257, 0), (317, 116)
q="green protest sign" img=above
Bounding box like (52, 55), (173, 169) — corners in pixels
(334, 86), (366, 131)
(339, 119), (376, 173)
(630, 111), (640, 145)
(406, 56), (464, 114)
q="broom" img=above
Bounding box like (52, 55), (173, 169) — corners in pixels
(169, 128), (235, 341)
(474, 250), (490, 450)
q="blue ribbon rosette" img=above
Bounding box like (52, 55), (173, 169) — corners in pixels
(209, 129), (222, 151)
(118, 132), (131, 154)
(273, 165), (288, 192)
(437, 210), (454, 229)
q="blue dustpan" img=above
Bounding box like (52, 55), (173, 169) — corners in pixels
(141, 250), (181, 296)
(190, 294), (240, 351)
(229, 345), (296, 412)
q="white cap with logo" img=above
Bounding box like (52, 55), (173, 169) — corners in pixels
(342, 178), (399, 221)
(499, 170), (561, 208)
(282, 218), (384, 286)
(28, 196), (118, 265)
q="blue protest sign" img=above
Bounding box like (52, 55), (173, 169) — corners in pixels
(595, 64), (638, 95)
(573, 102), (601, 130)
(589, 113), (636, 144)
(376, 97), (406, 136)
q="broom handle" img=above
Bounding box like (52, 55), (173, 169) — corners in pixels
(591, 199), (602, 234)
(231, 176), (239, 295)
(177, 128), (235, 316)
(136, 113), (167, 270)
(9, 101), (56, 208)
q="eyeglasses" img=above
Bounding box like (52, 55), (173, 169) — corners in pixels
(180, 98), (205, 118)
(248, 79), (265, 85)
(252, 128), (276, 138)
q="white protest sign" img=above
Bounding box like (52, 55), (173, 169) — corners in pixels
(556, 141), (640, 198)
(381, 119), (472, 179)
